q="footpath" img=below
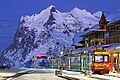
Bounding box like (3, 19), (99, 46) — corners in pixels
(61, 70), (98, 80)
(61, 70), (120, 80)
(0, 68), (34, 80)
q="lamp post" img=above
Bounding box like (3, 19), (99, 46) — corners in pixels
(85, 38), (89, 47)
(51, 58), (53, 69)
(116, 47), (120, 73)
(68, 52), (71, 70)
(85, 38), (91, 71)
(60, 51), (64, 69)
(51, 57), (54, 69)
(58, 57), (60, 69)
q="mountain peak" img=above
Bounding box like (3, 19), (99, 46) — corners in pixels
(46, 5), (58, 13)
(72, 7), (81, 12)
(93, 11), (102, 19)
(48, 5), (55, 9)
(47, 5), (55, 10)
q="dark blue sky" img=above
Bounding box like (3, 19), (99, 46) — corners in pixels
(0, 0), (120, 25)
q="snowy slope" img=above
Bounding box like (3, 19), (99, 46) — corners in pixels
(70, 7), (99, 29)
(0, 5), (99, 68)
(93, 11), (102, 19)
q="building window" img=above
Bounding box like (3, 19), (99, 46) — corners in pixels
(106, 39), (109, 44)
(117, 36), (120, 43)
(116, 37), (118, 43)
(116, 26), (118, 30)
(110, 28), (113, 36)
(114, 27), (116, 32)
(109, 38), (113, 43)
(114, 37), (116, 43)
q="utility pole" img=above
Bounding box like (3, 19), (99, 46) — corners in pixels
(68, 56), (71, 70)
(51, 58), (54, 69)
(85, 38), (91, 71)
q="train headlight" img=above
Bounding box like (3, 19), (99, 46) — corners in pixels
(94, 63), (99, 68)
(104, 64), (110, 69)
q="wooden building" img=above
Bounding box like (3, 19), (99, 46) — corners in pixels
(82, 13), (107, 47)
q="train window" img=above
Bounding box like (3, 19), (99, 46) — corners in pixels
(94, 56), (103, 62)
(104, 56), (109, 62)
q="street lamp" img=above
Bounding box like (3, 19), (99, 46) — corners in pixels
(60, 52), (64, 69)
(85, 38), (91, 71)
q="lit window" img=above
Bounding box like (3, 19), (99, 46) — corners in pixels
(95, 56), (103, 62)
(104, 56), (108, 62)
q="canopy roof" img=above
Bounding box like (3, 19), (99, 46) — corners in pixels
(72, 43), (120, 54)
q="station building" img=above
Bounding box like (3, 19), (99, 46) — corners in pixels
(72, 12), (120, 72)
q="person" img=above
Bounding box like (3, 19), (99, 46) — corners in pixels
(114, 63), (118, 72)
(118, 64), (120, 72)
(62, 63), (65, 70)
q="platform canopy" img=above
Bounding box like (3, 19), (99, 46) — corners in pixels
(105, 43), (120, 52)
(72, 43), (120, 54)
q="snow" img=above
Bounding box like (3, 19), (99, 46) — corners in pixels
(62, 70), (81, 74)
(105, 43), (120, 50)
(72, 46), (89, 53)
(108, 15), (120, 24)
(49, 29), (73, 47)
(92, 74), (120, 80)
(81, 24), (99, 36)
(70, 7), (99, 27)
(93, 11), (120, 24)
(93, 11), (102, 19)
(105, 12), (120, 21)
(1, 5), (101, 68)
(73, 32), (83, 45)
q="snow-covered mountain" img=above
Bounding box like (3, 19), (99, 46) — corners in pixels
(93, 11), (102, 20)
(0, 5), (99, 68)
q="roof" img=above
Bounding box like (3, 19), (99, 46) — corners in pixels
(105, 43), (120, 51)
(81, 12), (120, 36)
(72, 43), (120, 54)
(81, 24), (100, 36)
(70, 53), (80, 57)
(104, 12), (120, 24)
(72, 45), (96, 53)
(73, 32), (83, 44)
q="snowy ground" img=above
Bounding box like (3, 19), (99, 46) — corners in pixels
(13, 74), (65, 80)
(1, 68), (120, 80)
(92, 74), (120, 80)
(60, 70), (120, 80)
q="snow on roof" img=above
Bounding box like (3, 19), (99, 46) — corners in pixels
(105, 43), (120, 50)
(73, 32), (83, 44)
(72, 47), (88, 53)
(70, 53), (80, 57)
(81, 24), (99, 36)
(72, 43), (120, 54)
(81, 12), (120, 36)
(108, 16), (120, 24)
(104, 12), (120, 24)
(72, 45), (97, 54)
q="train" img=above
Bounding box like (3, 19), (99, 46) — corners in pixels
(91, 51), (111, 74)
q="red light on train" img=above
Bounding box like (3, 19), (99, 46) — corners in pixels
(106, 64), (109, 67)
(104, 63), (110, 69)
(94, 63), (99, 68)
